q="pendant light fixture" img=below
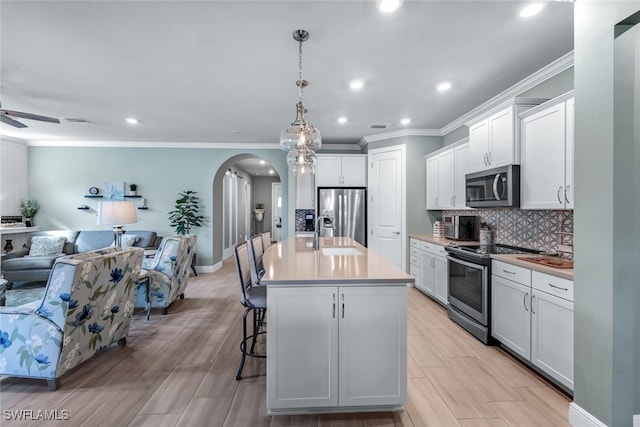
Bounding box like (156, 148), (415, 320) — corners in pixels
(280, 29), (321, 175)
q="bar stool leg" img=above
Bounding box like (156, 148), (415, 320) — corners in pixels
(236, 308), (250, 380)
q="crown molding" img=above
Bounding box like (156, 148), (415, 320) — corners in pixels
(441, 50), (574, 134)
(0, 135), (28, 145)
(26, 140), (281, 149)
(359, 128), (442, 147)
(318, 143), (363, 152)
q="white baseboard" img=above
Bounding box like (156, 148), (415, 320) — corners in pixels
(194, 262), (222, 274)
(569, 403), (607, 427)
(634, 414), (640, 427)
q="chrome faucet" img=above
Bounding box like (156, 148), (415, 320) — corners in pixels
(313, 215), (334, 250)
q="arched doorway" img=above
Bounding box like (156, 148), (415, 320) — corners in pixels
(214, 154), (282, 262)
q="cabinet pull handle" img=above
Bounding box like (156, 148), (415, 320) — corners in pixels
(502, 269), (516, 275)
(487, 152), (491, 165)
(483, 152), (488, 166)
(523, 292), (529, 311)
(557, 186), (563, 204)
(435, 196), (438, 207)
(341, 293), (345, 318)
(531, 294), (536, 314)
(548, 283), (569, 291)
(452, 195), (456, 206)
(564, 185), (571, 204)
(332, 293), (336, 318)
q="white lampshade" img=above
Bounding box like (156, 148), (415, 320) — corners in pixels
(97, 201), (138, 226)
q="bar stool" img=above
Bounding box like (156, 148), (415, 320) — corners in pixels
(261, 231), (272, 251)
(234, 241), (266, 380)
(248, 235), (264, 285)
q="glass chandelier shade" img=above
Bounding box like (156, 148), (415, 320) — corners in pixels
(286, 144), (317, 175)
(280, 101), (321, 152)
(280, 29), (321, 175)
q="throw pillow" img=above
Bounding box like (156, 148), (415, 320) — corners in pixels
(121, 234), (139, 249)
(28, 236), (67, 256)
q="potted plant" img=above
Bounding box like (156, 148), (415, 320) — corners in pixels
(168, 190), (204, 235)
(20, 197), (40, 227)
(129, 183), (138, 196)
(254, 203), (265, 222)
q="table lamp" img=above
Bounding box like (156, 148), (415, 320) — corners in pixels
(97, 201), (138, 248)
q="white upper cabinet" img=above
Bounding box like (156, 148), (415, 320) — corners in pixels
(425, 141), (469, 210)
(520, 94), (574, 209)
(317, 155), (367, 187)
(467, 98), (547, 174)
(295, 173), (315, 209)
(426, 156), (439, 209)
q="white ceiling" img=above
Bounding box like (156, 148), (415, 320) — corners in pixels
(0, 1), (574, 147)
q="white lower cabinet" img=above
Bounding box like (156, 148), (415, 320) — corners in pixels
(408, 238), (447, 306)
(491, 261), (574, 391)
(267, 285), (407, 411)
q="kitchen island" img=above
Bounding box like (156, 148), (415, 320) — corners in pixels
(261, 237), (413, 415)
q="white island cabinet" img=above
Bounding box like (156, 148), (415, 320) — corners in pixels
(262, 237), (411, 415)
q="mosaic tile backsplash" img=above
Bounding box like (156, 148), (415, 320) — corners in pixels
(295, 209), (315, 232)
(442, 209), (574, 252)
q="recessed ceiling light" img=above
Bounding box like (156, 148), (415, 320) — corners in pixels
(376, 0), (403, 13)
(337, 117), (348, 124)
(259, 160), (266, 165)
(125, 117), (139, 125)
(349, 79), (365, 90)
(436, 81), (452, 92)
(269, 169), (275, 175)
(231, 129), (241, 134)
(400, 118), (411, 125)
(519, 3), (544, 18)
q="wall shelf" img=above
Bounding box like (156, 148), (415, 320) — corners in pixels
(84, 195), (103, 198)
(77, 206), (90, 210)
(125, 195), (142, 198)
(137, 207), (149, 210)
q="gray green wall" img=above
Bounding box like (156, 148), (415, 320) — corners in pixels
(28, 146), (289, 268)
(573, 2), (640, 425)
(366, 135), (443, 235)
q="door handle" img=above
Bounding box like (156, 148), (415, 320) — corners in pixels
(564, 185), (571, 204)
(531, 294), (536, 315)
(392, 231), (400, 235)
(483, 153), (488, 166)
(435, 196), (438, 207)
(523, 292), (529, 311)
(557, 186), (563, 204)
(487, 151), (491, 165)
(332, 293), (336, 318)
(493, 174), (501, 201)
(341, 293), (345, 318)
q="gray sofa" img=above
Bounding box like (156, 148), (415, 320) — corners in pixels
(1, 230), (161, 287)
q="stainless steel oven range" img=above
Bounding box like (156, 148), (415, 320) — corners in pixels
(445, 243), (539, 344)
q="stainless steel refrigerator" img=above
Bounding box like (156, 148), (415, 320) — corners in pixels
(317, 188), (366, 247)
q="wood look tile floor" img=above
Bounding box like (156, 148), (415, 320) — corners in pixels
(0, 259), (571, 426)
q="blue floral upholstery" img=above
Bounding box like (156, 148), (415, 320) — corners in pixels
(0, 247), (143, 390)
(135, 235), (197, 315)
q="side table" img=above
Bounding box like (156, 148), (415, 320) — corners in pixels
(138, 269), (152, 320)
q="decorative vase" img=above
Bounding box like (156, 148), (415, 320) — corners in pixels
(254, 209), (265, 222)
(129, 191), (137, 196)
(25, 218), (32, 227)
(4, 239), (13, 253)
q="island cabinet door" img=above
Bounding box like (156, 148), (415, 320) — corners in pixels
(267, 286), (339, 409)
(338, 286), (407, 407)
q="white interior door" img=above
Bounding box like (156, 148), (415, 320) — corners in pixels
(222, 171), (238, 260)
(272, 182), (282, 241)
(368, 145), (405, 269)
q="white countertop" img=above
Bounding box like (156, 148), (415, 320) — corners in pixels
(261, 237), (414, 286)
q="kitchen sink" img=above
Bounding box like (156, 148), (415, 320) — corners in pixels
(321, 247), (363, 256)
(516, 256), (573, 269)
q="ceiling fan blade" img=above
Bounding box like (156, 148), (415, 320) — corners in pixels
(1, 109), (60, 123)
(1, 114), (28, 128)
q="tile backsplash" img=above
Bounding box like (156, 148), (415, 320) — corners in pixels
(295, 209), (315, 232)
(442, 209), (573, 252)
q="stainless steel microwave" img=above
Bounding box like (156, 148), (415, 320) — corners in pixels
(465, 165), (520, 208)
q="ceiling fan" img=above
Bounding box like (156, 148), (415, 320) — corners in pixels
(0, 101), (60, 128)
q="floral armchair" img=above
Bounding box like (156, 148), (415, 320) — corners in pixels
(0, 247), (143, 390)
(135, 234), (197, 315)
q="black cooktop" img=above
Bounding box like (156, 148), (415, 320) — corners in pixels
(446, 243), (540, 257)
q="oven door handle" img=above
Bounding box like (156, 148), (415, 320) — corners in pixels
(447, 255), (486, 270)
